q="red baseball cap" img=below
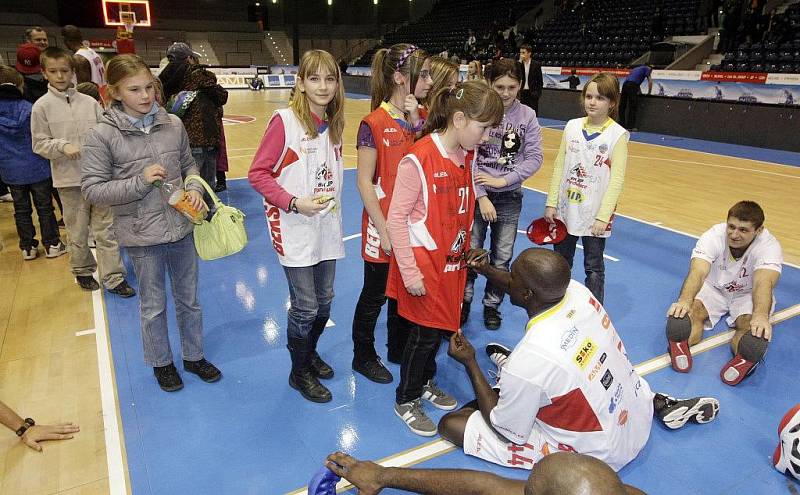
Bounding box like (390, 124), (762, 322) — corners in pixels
(527, 217), (567, 245)
(15, 43), (42, 75)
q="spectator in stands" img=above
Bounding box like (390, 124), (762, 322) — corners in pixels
(518, 44), (543, 114)
(698, 0), (715, 32)
(618, 64), (652, 131)
(61, 25), (107, 91)
(467, 60), (483, 81)
(15, 43), (47, 103)
(465, 29), (477, 54)
(560, 69), (580, 90)
(25, 27), (49, 50)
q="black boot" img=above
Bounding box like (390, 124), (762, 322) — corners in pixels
(308, 318), (334, 379)
(214, 171), (227, 192)
(288, 337), (332, 403)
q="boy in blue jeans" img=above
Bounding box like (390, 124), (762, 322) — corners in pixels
(0, 65), (65, 259)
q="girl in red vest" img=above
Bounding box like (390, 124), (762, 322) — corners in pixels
(386, 80), (503, 436)
(351, 44), (432, 384)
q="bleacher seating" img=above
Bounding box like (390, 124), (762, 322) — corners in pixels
(718, 4), (800, 73)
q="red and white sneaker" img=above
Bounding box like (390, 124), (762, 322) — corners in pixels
(720, 353), (758, 386)
(668, 340), (693, 372)
(773, 404), (800, 481)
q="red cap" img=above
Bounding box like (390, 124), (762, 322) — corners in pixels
(15, 43), (41, 75)
(527, 217), (567, 245)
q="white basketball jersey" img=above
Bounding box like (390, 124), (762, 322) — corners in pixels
(557, 118), (628, 237)
(76, 46), (107, 87)
(490, 280), (653, 471)
(692, 223), (783, 295)
(262, 108), (344, 267)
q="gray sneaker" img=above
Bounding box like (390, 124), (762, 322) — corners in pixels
(395, 399), (437, 436)
(421, 379), (457, 410)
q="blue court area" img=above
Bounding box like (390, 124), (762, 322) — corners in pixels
(105, 172), (800, 494)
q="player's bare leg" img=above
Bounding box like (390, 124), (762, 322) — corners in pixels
(437, 407), (476, 447)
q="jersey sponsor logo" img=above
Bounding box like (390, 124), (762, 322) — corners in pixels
(567, 187), (584, 204)
(632, 377), (642, 397)
(608, 383), (623, 413)
(265, 205), (285, 256)
(364, 218), (381, 259)
(444, 263), (462, 272)
(617, 409), (629, 426)
(559, 327), (579, 351)
(433, 171), (449, 178)
(450, 228), (467, 253)
(587, 352), (608, 381)
(383, 127), (398, 133)
(600, 369), (614, 389)
(573, 338), (597, 370)
(383, 138), (391, 147)
(599, 143), (609, 154)
(566, 309), (576, 319)
(723, 280), (745, 293)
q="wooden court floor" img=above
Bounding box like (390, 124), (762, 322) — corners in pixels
(0, 89), (797, 494)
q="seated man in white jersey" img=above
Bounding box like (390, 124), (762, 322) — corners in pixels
(438, 248), (719, 472)
(666, 201), (782, 385)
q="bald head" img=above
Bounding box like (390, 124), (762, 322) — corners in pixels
(512, 248), (571, 305)
(525, 452), (628, 495)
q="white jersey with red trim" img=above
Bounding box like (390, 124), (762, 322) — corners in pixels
(75, 46), (107, 87)
(490, 280), (653, 471)
(692, 223), (783, 295)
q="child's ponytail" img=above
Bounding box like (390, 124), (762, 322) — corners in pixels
(422, 80), (503, 137)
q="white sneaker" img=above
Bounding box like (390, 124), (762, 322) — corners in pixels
(22, 247), (38, 260)
(45, 242), (67, 258)
(486, 343), (511, 369)
(0, 193), (12, 202)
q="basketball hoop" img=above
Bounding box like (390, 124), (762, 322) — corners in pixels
(120, 11), (136, 37)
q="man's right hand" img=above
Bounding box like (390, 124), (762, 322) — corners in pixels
(62, 143), (81, 160)
(667, 300), (692, 318)
(143, 164), (167, 184)
(326, 452), (384, 495)
(544, 206), (558, 224)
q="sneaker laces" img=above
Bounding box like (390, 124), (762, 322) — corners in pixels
(490, 351), (509, 369)
(424, 380), (447, 398)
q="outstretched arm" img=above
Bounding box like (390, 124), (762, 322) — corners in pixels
(668, 258), (711, 318)
(750, 268), (780, 340)
(0, 401), (79, 452)
(325, 452), (526, 495)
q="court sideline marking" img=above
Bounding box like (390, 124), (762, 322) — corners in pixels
(286, 302), (800, 495)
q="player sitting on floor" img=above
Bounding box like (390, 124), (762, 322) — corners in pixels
(666, 201), (782, 385)
(437, 248), (720, 472)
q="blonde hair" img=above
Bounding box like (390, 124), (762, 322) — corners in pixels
(422, 80), (503, 136)
(581, 72), (620, 120)
(105, 54), (151, 102)
(425, 56), (459, 106)
(467, 60), (483, 80)
(290, 49), (345, 145)
(370, 44), (428, 111)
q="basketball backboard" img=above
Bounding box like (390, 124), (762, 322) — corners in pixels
(102, 0), (152, 27)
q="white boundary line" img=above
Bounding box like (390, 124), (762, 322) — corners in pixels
(75, 328), (97, 337)
(91, 288), (128, 495)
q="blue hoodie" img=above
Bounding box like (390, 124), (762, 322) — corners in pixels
(0, 83), (51, 185)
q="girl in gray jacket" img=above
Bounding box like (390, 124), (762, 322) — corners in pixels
(81, 54), (222, 392)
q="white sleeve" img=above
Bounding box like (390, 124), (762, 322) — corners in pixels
(754, 237), (783, 274)
(691, 227), (722, 264)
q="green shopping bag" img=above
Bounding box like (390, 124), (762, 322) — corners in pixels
(184, 175), (247, 260)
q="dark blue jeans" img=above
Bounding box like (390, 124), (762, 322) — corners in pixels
(554, 234), (607, 303)
(9, 178), (60, 250)
(464, 189), (523, 308)
(283, 260), (336, 341)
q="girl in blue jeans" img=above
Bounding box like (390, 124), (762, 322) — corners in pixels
(463, 58), (543, 330)
(82, 54), (221, 392)
(248, 50), (346, 404)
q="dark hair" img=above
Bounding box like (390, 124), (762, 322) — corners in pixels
(60, 25), (83, 41)
(76, 81), (101, 102)
(488, 58), (521, 83)
(25, 26), (45, 40)
(422, 80), (503, 136)
(727, 201), (765, 229)
(40, 46), (74, 70)
(520, 44), (532, 53)
(369, 43), (428, 111)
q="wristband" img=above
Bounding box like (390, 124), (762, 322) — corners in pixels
(15, 418), (35, 437)
(289, 197), (299, 214)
